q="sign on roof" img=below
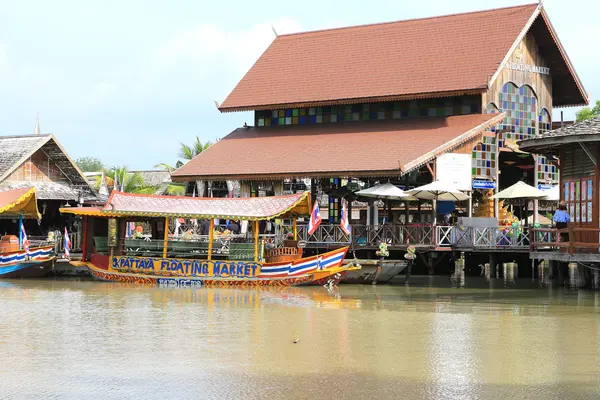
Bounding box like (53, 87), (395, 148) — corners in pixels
(436, 153), (472, 192)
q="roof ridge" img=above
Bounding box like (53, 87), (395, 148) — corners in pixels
(279, 3), (538, 38)
(0, 133), (52, 139)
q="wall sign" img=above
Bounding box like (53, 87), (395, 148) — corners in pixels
(472, 180), (496, 190)
(537, 184), (552, 190)
(436, 153), (472, 191)
(505, 61), (550, 75)
(111, 256), (261, 277)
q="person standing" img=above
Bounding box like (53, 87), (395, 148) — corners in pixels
(553, 201), (570, 242)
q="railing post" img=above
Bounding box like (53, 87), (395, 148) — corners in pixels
(568, 224), (575, 255)
(163, 217), (170, 258)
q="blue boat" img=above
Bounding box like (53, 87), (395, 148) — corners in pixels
(0, 187), (56, 278)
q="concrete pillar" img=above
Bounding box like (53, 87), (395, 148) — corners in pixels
(568, 262), (578, 288)
(373, 203), (379, 228)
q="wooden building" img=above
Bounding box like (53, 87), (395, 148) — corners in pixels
(171, 3), (587, 253)
(0, 134), (95, 237)
(521, 116), (600, 265)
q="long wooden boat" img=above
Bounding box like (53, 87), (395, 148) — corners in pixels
(0, 187), (56, 279)
(0, 246), (55, 278)
(62, 191), (360, 288)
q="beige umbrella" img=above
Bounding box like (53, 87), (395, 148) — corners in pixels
(356, 183), (416, 200)
(407, 180), (469, 225)
(490, 181), (548, 200)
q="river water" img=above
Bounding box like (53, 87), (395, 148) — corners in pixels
(1, 278), (600, 399)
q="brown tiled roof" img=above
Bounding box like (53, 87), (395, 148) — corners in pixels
(172, 113), (504, 180)
(219, 4), (539, 111)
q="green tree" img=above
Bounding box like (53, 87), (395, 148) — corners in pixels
(97, 166), (157, 194)
(179, 136), (213, 161)
(576, 100), (600, 122)
(75, 156), (104, 172)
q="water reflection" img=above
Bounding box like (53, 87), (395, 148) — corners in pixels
(0, 279), (600, 399)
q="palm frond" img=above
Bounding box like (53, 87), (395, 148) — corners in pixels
(154, 163), (175, 173)
(179, 143), (195, 160)
(166, 183), (186, 196)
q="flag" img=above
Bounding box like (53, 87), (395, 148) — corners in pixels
(340, 200), (351, 235)
(64, 227), (71, 258)
(307, 200), (322, 235)
(21, 222), (30, 253)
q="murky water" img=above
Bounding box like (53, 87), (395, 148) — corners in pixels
(1, 277), (600, 399)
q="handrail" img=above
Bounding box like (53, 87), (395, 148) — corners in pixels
(531, 226), (600, 254)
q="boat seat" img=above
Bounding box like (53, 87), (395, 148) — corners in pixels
(228, 243), (255, 261)
(94, 236), (108, 254)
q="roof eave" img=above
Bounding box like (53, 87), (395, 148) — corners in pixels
(218, 88), (486, 113)
(519, 134), (600, 153)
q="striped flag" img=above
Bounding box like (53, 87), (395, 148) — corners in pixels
(21, 222), (30, 253)
(64, 227), (71, 258)
(307, 200), (322, 235)
(340, 200), (351, 235)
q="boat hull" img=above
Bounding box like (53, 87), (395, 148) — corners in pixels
(77, 247), (354, 288)
(341, 260), (407, 284)
(0, 246), (56, 279)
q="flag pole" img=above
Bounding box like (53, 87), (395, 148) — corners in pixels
(18, 214), (23, 250)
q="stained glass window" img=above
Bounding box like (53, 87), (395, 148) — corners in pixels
(254, 96), (481, 127)
(497, 83), (537, 142)
(538, 108), (551, 135)
(472, 136), (497, 178)
(536, 155), (558, 184)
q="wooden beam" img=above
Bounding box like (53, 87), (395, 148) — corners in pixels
(293, 218), (297, 241)
(254, 220), (259, 262)
(580, 142), (597, 166)
(207, 219), (215, 260)
(426, 162), (435, 178)
(82, 216), (88, 262)
(162, 217), (169, 258)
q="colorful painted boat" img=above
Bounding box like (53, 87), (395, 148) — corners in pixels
(0, 187), (56, 279)
(62, 191), (360, 288)
(0, 246), (55, 278)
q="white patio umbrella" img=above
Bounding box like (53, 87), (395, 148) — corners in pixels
(543, 185), (560, 201)
(407, 181), (470, 201)
(356, 183), (416, 225)
(406, 180), (469, 225)
(356, 183), (415, 200)
(490, 181), (548, 200)
(491, 181), (548, 227)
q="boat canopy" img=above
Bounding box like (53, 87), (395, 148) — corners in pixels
(60, 191), (312, 221)
(0, 187), (41, 219)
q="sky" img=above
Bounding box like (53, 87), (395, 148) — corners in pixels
(0, 0), (598, 170)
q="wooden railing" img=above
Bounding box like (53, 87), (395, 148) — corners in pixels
(531, 226), (600, 254)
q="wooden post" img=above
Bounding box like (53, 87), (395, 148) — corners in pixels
(253, 220), (259, 262)
(82, 216), (88, 262)
(207, 219), (215, 260)
(162, 217), (169, 258)
(293, 218), (297, 241)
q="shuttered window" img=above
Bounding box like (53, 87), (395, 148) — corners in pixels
(561, 143), (596, 179)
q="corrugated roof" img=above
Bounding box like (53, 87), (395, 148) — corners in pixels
(519, 116), (600, 152)
(173, 113), (504, 180)
(0, 134), (95, 200)
(61, 191), (312, 220)
(220, 4), (538, 111)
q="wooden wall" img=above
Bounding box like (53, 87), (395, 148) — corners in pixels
(483, 32), (553, 113)
(5, 150), (67, 182)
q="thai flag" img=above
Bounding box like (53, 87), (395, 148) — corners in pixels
(340, 200), (351, 235)
(307, 200), (322, 235)
(64, 227), (71, 258)
(20, 222), (30, 253)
